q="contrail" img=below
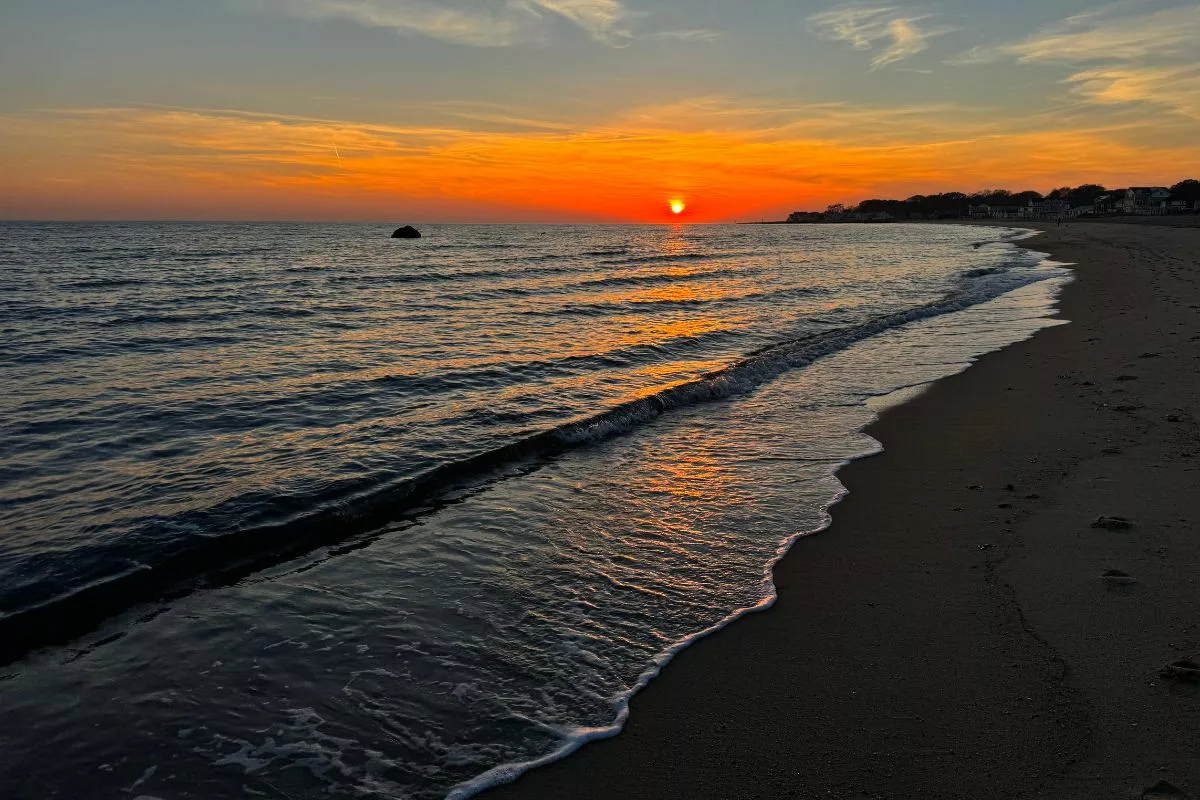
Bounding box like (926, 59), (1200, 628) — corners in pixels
(332, 140), (343, 166)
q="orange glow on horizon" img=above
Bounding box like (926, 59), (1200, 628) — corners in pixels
(2, 102), (1198, 222)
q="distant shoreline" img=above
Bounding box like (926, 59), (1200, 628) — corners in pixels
(744, 212), (1200, 225)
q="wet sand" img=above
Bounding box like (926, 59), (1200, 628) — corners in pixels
(485, 220), (1200, 799)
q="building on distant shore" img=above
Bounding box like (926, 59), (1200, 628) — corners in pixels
(1020, 198), (1074, 220)
(968, 204), (1022, 219)
(1124, 187), (1172, 214)
(1093, 193), (1124, 214)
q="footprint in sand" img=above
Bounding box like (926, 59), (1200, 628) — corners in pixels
(1100, 569), (1137, 585)
(1160, 659), (1200, 684)
(1141, 780), (1191, 799)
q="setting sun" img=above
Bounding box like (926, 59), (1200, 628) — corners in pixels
(670, 200), (686, 215)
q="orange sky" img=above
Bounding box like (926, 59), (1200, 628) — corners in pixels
(4, 101), (1197, 223)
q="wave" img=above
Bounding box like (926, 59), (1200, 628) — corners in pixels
(356, 329), (743, 395)
(600, 252), (720, 266)
(0, 262), (1048, 666)
(325, 263), (576, 287)
(74, 247), (275, 263)
(63, 278), (154, 290)
(581, 248), (630, 257)
(518, 285), (831, 318)
(568, 265), (761, 290)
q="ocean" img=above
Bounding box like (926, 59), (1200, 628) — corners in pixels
(0, 222), (1069, 798)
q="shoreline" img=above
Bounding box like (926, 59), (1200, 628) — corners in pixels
(453, 223), (1064, 799)
(484, 220), (1200, 799)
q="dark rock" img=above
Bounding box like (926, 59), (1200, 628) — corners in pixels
(1092, 515), (1133, 530)
(391, 225), (422, 239)
(1101, 569), (1137, 585)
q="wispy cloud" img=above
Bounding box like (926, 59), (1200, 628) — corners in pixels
(1065, 63), (1200, 120)
(807, 4), (952, 70)
(252, 0), (634, 46)
(533, 0), (632, 45)
(646, 28), (722, 43)
(998, 3), (1200, 64)
(951, 3), (1200, 119)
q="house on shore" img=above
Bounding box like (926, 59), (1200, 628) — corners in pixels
(968, 204), (1022, 219)
(1124, 187), (1172, 214)
(1020, 199), (1075, 220)
(1093, 193), (1124, 214)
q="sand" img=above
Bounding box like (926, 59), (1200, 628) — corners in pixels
(483, 220), (1200, 800)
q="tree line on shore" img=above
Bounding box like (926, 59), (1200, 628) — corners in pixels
(802, 179), (1200, 220)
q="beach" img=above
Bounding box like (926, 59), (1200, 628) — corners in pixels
(485, 220), (1200, 799)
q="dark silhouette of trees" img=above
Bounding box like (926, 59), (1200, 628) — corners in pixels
(1171, 179), (1200, 202)
(800, 179), (1199, 221)
(1011, 190), (1045, 206)
(854, 190), (1039, 219)
(1067, 184), (1107, 206)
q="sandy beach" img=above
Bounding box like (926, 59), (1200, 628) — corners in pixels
(485, 220), (1200, 800)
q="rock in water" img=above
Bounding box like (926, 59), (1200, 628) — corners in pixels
(391, 226), (421, 239)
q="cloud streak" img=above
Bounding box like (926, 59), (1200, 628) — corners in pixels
(952, 3), (1200, 119)
(646, 28), (722, 43)
(807, 5), (952, 70)
(999, 3), (1200, 64)
(254, 0), (634, 46)
(1065, 63), (1200, 120)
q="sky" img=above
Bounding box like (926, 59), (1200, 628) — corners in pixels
(2, 0), (1199, 222)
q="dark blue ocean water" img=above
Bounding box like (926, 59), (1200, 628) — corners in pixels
(0, 222), (1068, 798)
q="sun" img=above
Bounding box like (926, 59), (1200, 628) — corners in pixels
(670, 199), (686, 215)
